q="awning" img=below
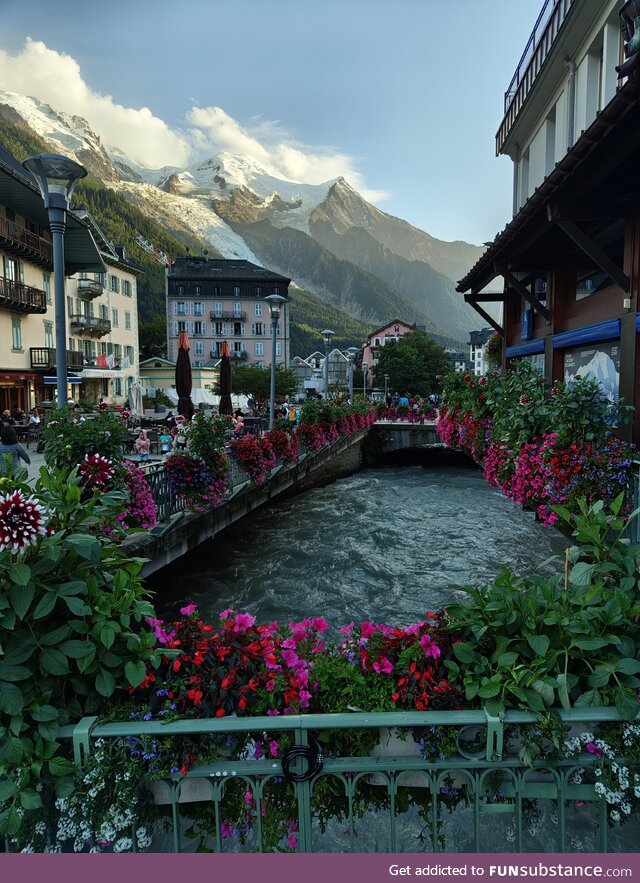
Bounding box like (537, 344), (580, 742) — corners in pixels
(552, 320), (621, 350)
(78, 369), (119, 379)
(505, 339), (545, 358)
(44, 375), (83, 385)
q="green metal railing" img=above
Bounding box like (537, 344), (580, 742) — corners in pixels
(60, 708), (638, 854)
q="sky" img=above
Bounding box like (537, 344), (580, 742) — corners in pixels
(0, 0), (541, 245)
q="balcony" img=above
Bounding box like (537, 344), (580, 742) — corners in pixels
(77, 278), (104, 300)
(69, 314), (112, 338)
(0, 216), (53, 266)
(496, 0), (575, 154)
(0, 277), (47, 313)
(30, 347), (84, 372)
(210, 310), (247, 320)
(210, 349), (248, 360)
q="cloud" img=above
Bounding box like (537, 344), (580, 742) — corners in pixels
(0, 39), (387, 201)
(0, 38), (191, 167)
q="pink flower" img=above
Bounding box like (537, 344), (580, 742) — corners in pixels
(287, 834), (297, 850)
(180, 603), (198, 617)
(0, 489), (48, 553)
(219, 608), (233, 619)
(233, 612), (256, 632)
(585, 742), (604, 757)
(404, 623), (422, 636)
(372, 657), (393, 674)
(311, 617), (329, 632)
(360, 621), (377, 639)
(420, 634), (441, 659)
(339, 622), (354, 635)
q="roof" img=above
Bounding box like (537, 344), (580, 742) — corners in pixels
(0, 145), (105, 275)
(168, 256), (291, 284)
(367, 319), (415, 340)
(458, 78), (640, 294)
(73, 210), (144, 275)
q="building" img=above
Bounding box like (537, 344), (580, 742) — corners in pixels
(445, 348), (471, 373)
(166, 257), (291, 369)
(0, 145), (104, 413)
(457, 0), (640, 440)
(361, 320), (415, 369)
(468, 328), (494, 376)
(139, 356), (219, 406)
(290, 350), (351, 396)
(66, 217), (142, 405)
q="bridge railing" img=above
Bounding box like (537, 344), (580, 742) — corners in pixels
(56, 707), (637, 854)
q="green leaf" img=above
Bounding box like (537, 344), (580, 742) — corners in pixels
(48, 756), (76, 777)
(556, 674), (571, 713)
(2, 736), (24, 764)
(9, 563), (31, 587)
(497, 652), (518, 669)
(0, 681), (24, 715)
(40, 649), (70, 677)
(33, 591), (57, 620)
(526, 634), (550, 657)
(616, 689), (640, 721)
(0, 805), (22, 836)
(39, 625), (71, 646)
(531, 679), (554, 706)
(29, 704), (59, 723)
(572, 637), (610, 650)
(9, 583), (34, 621)
(63, 596), (91, 616)
(99, 625), (115, 649)
(2, 635), (37, 664)
(95, 668), (116, 697)
(574, 689), (602, 707)
(0, 663), (31, 682)
(124, 660), (147, 688)
(0, 780), (15, 801)
(19, 790), (42, 811)
(65, 534), (100, 560)
(615, 658), (640, 675)
(453, 643), (476, 664)
(60, 640), (94, 660)
(37, 720), (59, 741)
(56, 581), (88, 597)
(477, 682), (502, 698)
(569, 562), (597, 587)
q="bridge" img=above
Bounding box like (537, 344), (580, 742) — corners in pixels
(125, 420), (454, 577)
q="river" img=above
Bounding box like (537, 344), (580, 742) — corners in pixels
(149, 453), (568, 626)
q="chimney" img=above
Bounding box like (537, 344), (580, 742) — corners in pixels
(115, 245), (126, 261)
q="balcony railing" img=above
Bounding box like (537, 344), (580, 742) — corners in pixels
(0, 215), (53, 264)
(210, 310), (247, 320)
(69, 314), (112, 337)
(0, 277), (47, 313)
(30, 347), (84, 372)
(497, 0), (575, 153)
(76, 278), (104, 300)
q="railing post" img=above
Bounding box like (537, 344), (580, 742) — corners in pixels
(484, 709), (504, 761)
(71, 715), (99, 767)
(294, 723), (313, 853)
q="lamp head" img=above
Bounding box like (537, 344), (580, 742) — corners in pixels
(362, 362), (368, 371)
(321, 328), (335, 346)
(264, 292), (287, 319)
(22, 153), (87, 210)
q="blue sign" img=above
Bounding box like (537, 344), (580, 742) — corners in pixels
(521, 308), (532, 341)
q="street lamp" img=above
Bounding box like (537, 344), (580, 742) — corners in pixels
(265, 293), (287, 428)
(346, 347), (359, 402)
(321, 329), (334, 400)
(362, 361), (368, 398)
(22, 153), (87, 408)
(384, 373), (389, 402)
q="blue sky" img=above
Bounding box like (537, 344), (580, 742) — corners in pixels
(0, 0), (540, 245)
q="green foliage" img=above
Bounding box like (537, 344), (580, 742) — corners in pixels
(287, 287), (372, 354)
(43, 409), (129, 470)
(0, 467), (163, 837)
(371, 331), (451, 397)
(445, 495), (640, 720)
(139, 315), (168, 360)
(184, 412), (230, 467)
(223, 364), (298, 403)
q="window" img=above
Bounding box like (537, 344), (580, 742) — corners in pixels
(576, 270), (611, 300)
(194, 285), (201, 296)
(255, 342), (264, 356)
(109, 274), (120, 293)
(114, 377), (122, 396)
(3, 256), (17, 282)
(233, 321), (243, 336)
(112, 308), (119, 328)
(213, 321), (225, 336)
(43, 272), (51, 304)
(100, 342), (107, 355)
(233, 342), (243, 354)
(233, 285), (241, 296)
(44, 321), (53, 349)
(114, 344), (122, 360)
(255, 285), (262, 296)
(100, 304), (109, 322)
(233, 302), (242, 317)
(122, 280), (132, 297)
(272, 286), (280, 295)
(175, 301), (186, 315)
(194, 321), (205, 335)
(69, 338), (75, 351)
(193, 361), (203, 368)
(125, 311), (131, 330)
(214, 302), (223, 317)
(177, 321), (186, 333)
(193, 341), (203, 356)
(255, 302), (263, 316)
(276, 342), (282, 357)
(194, 302), (205, 316)
(375, 338), (381, 346)
(253, 322), (264, 336)
(11, 316), (22, 351)
(67, 295), (74, 316)
(177, 284), (184, 296)
(214, 285), (222, 296)
(125, 345), (134, 362)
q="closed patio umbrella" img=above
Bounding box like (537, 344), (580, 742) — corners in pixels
(129, 381), (145, 419)
(218, 340), (233, 416)
(175, 331), (195, 420)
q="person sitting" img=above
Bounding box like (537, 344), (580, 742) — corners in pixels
(28, 408), (40, 426)
(14, 407), (26, 424)
(0, 424), (31, 473)
(1, 409), (14, 426)
(134, 429), (151, 462)
(232, 410), (245, 436)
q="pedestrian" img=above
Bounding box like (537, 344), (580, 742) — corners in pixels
(173, 416), (187, 450)
(0, 423), (31, 474)
(134, 429), (151, 462)
(159, 430), (173, 455)
(232, 410), (245, 436)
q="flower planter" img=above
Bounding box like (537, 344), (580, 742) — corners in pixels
(150, 776), (215, 805)
(369, 727), (429, 787)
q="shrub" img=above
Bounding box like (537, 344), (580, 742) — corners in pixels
(44, 408), (129, 471)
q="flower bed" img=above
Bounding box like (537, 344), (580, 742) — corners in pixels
(229, 435), (277, 485)
(164, 452), (228, 510)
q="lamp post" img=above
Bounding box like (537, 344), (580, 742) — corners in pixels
(346, 347), (359, 402)
(265, 293), (287, 428)
(321, 329), (334, 400)
(22, 154), (87, 408)
(384, 373), (389, 402)
(362, 361), (368, 399)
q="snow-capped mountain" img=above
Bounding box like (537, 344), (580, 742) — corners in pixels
(0, 89), (490, 340)
(565, 350), (620, 402)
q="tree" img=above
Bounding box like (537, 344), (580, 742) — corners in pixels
(219, 364), (298, 403)
(371, 331), (451, 397)
(139, 316), (167, 360)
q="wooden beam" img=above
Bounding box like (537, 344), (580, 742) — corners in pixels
(498, 265), (551, 322)
(465, 292), (504, 302)
(464, 295), (503, 335)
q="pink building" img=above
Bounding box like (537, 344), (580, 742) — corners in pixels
(361, 319), (415, 370)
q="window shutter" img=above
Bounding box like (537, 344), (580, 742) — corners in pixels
(174, 321), (178, 336)
(251, 323), (255, 335)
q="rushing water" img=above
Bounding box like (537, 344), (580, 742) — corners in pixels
(150, 453), (568, 625)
